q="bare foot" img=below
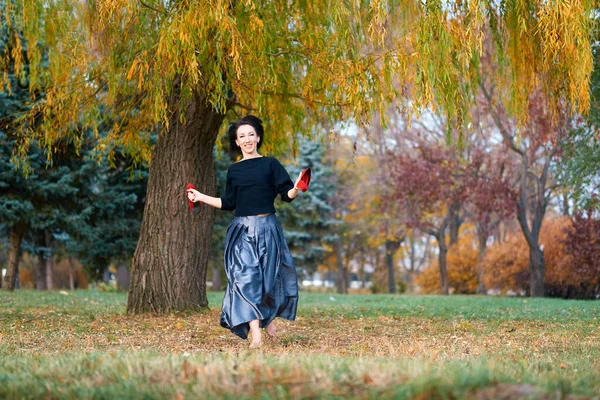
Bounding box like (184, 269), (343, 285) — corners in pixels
(249, 319), (262, 348)
(265, 322), (277, 338)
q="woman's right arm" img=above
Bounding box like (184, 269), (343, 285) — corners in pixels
(187, 168), (235, 211)
(188, 191), (222, 209)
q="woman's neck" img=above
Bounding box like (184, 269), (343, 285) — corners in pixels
(241, 153), (262, 160)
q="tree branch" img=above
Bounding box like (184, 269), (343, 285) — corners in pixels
(139, 0), (164, 14)
(480, 82), (524, 155)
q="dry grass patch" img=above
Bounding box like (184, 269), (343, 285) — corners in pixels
(1, 290), (599, 399)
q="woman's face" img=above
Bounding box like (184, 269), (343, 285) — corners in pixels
(235, 124), (260, 156)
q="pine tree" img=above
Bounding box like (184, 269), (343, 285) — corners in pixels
(278, 138), (336, 277)
(207, 146), (233, 291)
(0, 132), (84, 289)
(0, 14), (34, 290)
(61, 147), (148, 282)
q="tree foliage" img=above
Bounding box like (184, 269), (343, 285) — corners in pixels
(482, 217), (599, 299)
(559, 207), (600, 298)
(0, 0), (596, 165)
(415, 230), (479, 294)
(554, 26), (600, 211)
(277, 137), (335, 274)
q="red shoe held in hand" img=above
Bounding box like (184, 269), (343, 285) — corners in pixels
(296, 167), (312, 192)
(186, 183), (201, 213)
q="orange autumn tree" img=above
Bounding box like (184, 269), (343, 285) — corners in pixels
(1, 0), (595, 312)
(416, 229), (479, 294)
(481, 217), (595, 297)
(327, 136), (383, 294)
(416, 218), (584, 295)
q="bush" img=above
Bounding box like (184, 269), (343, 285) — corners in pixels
(552, 209), (600, 299)
(18, 254), (89, 289)
(483, 216), (599, 299)
(98, 281), (119, 293)
(416, 216), (600, 298)
(482, 230), (530, 295)
(416, 233), (479, 294)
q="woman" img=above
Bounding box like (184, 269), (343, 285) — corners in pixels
(186, 115), (305, 348)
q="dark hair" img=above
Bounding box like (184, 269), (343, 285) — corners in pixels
(228, 115), (264, 154)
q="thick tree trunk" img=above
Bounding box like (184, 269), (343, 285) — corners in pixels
(335, 234), (347, 294)
(437, 234), (449, 295)
(514, 150), (550, 297)
(385, 239), (400, 294)
(1, 221), (27, 290)
(127, 94), (225, 313)
(515, 181), (547, 296)
(44, 230), (54, 290)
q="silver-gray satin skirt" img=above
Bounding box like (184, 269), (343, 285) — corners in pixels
(220, 214), (298, 339)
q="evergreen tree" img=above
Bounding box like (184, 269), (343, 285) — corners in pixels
(61, 147), (148, 282)
(207, 146), (232, 291)
(0, 132), (81, 290)
(0, 14), (34, 290)
(1, 15), (148, 290)
(278, 138), (336, 278)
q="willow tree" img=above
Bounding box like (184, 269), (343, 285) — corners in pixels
(1, 0), (594, 310)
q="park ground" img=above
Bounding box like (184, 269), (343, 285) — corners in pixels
(0, 291), (599, 399)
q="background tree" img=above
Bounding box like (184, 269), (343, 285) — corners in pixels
(481, 216), (599, 299)
(554, 26), (600, 213)
(277, 137), (335, 278)
(0, 133), (83, 290)
(369, 115), (407, 294)
(462, 107), (516, 294)
(0, 14), (35, 290)
(480, 84), (568, 297)
(392, 137), (468, 295)
(62, 146), (148, 286)
(559, 207), (600, 298)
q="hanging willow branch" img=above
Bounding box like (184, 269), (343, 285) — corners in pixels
(0, 0), (595, 166)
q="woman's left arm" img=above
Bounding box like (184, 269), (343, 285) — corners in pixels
(287, 186), (299, 200)
(273, 159), (299, 202)
(287, 171), (305, 199)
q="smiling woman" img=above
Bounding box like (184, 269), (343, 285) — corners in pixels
(234, 120), (262, 156)
(186, 115), (306, 348)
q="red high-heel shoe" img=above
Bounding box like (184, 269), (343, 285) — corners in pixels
(186, 183), (201, 212)
(296, 167), (312, 192)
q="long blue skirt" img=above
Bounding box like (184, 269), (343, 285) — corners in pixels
(220, 214), (298, 339)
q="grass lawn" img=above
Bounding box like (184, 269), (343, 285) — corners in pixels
(0, 290), (598, 399)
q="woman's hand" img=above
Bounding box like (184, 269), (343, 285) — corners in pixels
(186, 187), (223, 209)
(187, 188), (202, 203)
(293, 171), (303, 191)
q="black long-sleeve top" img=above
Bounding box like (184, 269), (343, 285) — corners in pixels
(220, 156), (295, 216)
